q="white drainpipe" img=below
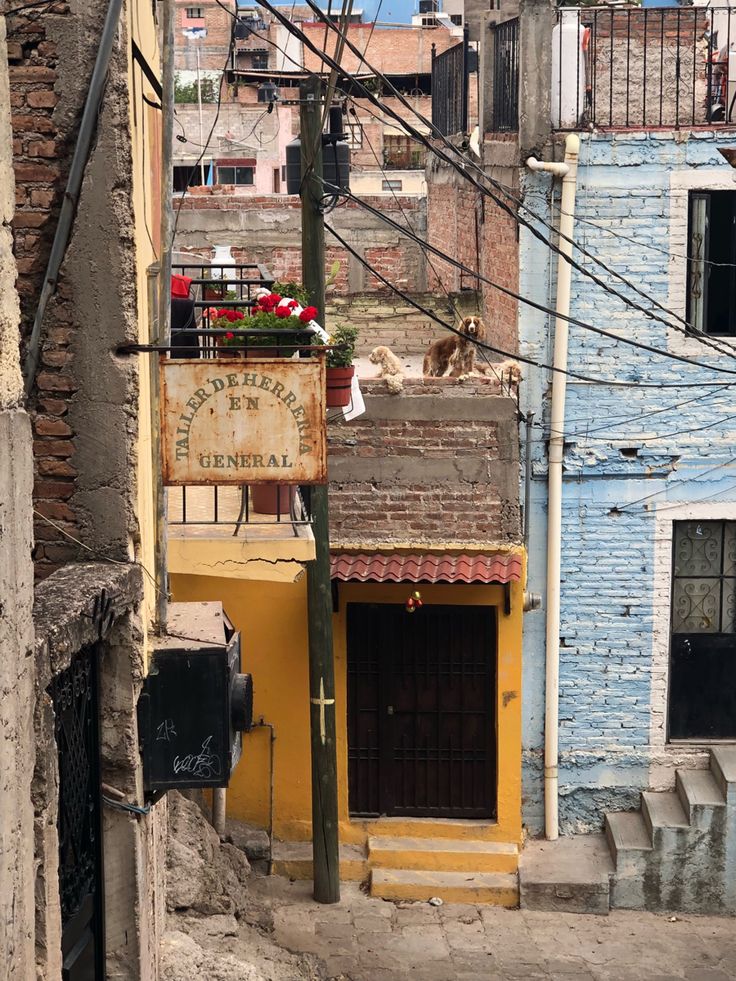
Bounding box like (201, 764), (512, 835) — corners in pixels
(526, 133), (581, 840)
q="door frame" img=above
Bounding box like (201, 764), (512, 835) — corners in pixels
(652, 505), (736, 755)
(347, 601), (497, 819)
(333, 577), (525, 846)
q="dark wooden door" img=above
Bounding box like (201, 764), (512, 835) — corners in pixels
(347, 603), (496, 818)
(51, 645), (105, 980)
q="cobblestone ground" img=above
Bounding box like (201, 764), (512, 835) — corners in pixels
(248, 876), (736, 981)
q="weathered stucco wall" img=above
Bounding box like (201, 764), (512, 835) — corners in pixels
(0, 15), (36, 979)
(519, 131), (736, 835)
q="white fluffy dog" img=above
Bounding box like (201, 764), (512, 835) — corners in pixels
(369, 345), (404, 394)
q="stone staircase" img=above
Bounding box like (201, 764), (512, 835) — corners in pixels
(605, 745), (736, 913)
(272, 832), (520, 906)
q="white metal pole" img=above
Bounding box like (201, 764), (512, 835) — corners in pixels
(196, 46), (206, 186)
(527, 133), (579, 841)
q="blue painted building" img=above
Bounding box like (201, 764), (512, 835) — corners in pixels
(519, 131), (736, 838)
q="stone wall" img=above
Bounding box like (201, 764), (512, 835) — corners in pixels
(174, 191), (429, 296)
(328, 378), (521, 546)
(327, 292), (454, 357)
(519, 131), (736, 835)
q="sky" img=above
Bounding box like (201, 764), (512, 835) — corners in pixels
(360, 0), (417, 22)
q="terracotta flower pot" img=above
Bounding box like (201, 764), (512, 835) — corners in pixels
(245, 346), (274, 360)
(326, 366), (355, 408)
(250, 484), (296, 516)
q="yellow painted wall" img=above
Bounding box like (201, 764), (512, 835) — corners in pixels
(170, 573), (312, 836)
(172, 551), (525, 846)
(126, 0), (161, 648)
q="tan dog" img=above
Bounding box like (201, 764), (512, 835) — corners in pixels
(369, 345), (404, 393)
(423, 315), (485, 377)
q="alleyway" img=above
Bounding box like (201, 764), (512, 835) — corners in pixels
(171, 869), (736, 981)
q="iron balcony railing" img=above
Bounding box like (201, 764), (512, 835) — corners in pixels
(554, 6), (736, 131)
(491, 17), (519, 132)
(432, 29), (470, 136)
(168, 483), (312, 531)
(168, 261), (314, 531)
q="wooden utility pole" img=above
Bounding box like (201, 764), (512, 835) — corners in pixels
(300, 75), (340, 905)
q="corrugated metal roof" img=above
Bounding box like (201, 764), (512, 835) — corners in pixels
(330, 552), (522, 584)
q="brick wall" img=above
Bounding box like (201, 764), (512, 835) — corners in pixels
(174, 191), (428, 295)
(426, 159), (519, 355)
(328, 378), (521, 546)
(7, 5), (77, 577)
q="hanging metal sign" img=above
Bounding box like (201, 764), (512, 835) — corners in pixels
(160, 358), (326, 486)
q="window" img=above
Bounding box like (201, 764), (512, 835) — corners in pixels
(251, 51), (269, 70)
(449, 13), (462, 25)
(687, 190), (736, 336)
(669, 520), (736, 739)
(346, 122), (363, 149)
(185, 6), (203, 18)
(272, 167), (281, 193)
(382, 179), (402, 192)
(172, 164), (206, 192)
(383, 134), (426, 170)
(217, 165), (254, 185)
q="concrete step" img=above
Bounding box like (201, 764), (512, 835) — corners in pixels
(676, 768), (726, 823)
(519, 835), (612, 915)
(368, 835), (518, 874)
(641, 792), (690, 838)
(271, 842), (367, 882)
(711, 746), (736, 802)
(370, 868), (518, 906)
(605, 811), (652, 865)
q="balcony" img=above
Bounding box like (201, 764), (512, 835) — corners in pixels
(165, 262), (317, 580)
(554, 6), (736, 131)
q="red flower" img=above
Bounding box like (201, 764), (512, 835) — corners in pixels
(299, 306), (318, 323)
(275, 305), (292, 318)
(225, 309), (241, 322)
(288, 299), (299, 308)
(270, 293), (282, 304)
(225, 331), (235, 340)
(217, 308), (229, 318)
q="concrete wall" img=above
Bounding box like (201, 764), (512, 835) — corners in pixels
(174, 192), (429, 294)
(0, 16), (36, 978)
(519, 131), (736, 835)
(328, 378), (522, 547)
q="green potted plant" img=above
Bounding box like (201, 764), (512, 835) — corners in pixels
(325, 323), (358, 408)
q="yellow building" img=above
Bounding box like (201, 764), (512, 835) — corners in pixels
(170, 373), (526, 904)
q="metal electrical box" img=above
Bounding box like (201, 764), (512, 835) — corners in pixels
(138, 602), (253, 792)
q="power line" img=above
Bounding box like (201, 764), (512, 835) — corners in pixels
(323, 221), (735, 390)
(611, 457), (736, 512)
(281, 0), (736, 363)
(326, 181), (736, 378)
(553, 204), (736, 271)
(353, 105), (514, 401)
(536, 410), (736, 448)
(172, 42), (233, 245)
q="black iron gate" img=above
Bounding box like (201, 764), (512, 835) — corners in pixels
(491, 18), (519, 132)
(50, 644), (105, 980)
(431, 30), (470, 136)
(347, 603), (496, 819)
